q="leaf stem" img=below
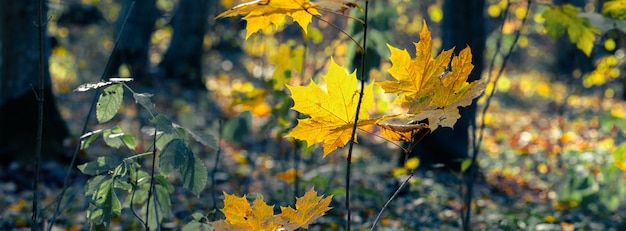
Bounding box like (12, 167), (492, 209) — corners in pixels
(345, 1), (368, 230)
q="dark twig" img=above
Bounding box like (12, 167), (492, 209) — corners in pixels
(463, 0), (531, 229)
(145, 124), (158, 230)
(32, 0), (45, 229)
(47, 3), (135, 230)
(370, 173), (412, 230)
(345, 1), (368, 229)
(211, 119), (224, 217)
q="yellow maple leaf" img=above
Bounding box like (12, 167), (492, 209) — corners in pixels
(216, 0), (320, 39)
(276, 188), (333, 229)
(377, 21), (454, 109)
(210, 193), (281, 231)
(377, 21), (485, 131)
(413, 47), (485, 130)
(285, 58), (375, 157)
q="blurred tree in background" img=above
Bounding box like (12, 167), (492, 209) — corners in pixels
(413, 0), (486, 170)
(0, 0), (69, 163)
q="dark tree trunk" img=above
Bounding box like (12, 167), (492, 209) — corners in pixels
(0, 0), (68, 163)
(158, 0), (209, 88)
(105, 0), (158, 81)
(412, 0), (486, 170)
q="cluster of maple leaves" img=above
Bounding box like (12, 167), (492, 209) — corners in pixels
(213, 0), (485, 229)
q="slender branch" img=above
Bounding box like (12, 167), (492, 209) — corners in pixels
(129, 162), (147, 227)
(370, 173), (412, 230)
(32, 0), (46, 229)
(294, 0), (365, 52)
(47, 3), (136, 230)
(345, 1), (369, 230)
(145, 121), (158, 230)
(211, 119), (224, 218)
(463, 0), (531, 229)
(312, 14), (364, 52)
(316, 7), (366, 25)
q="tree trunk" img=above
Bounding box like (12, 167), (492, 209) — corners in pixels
(411, 0), (486, 171)
(158, 0), (209, 88)
(105, 0), (158, 81)
(0, 0), (69, 163)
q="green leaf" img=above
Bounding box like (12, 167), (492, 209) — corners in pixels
(156, 131), (177, 150)
(154, 174), (175, 193)
(101, 126), (136, 150)
(121, 134), (136, 149)
(159, 139), (208, 195)
(151, 114), (175, 134)
(85, 175), (107, 196)
(78, 156), (122, 176)
(461, 158), (472, 173)
(178, 126), (217, 149)
(133, 92), (155, 111)
(87, 178), (122, 226)
(542, 4), (601, 56)
(182, 221), (215, 231)
(103, 126), (124, 148)
(80, 129), (103, 150)
(139, 184), (174, 230)
(96, 83), (124, 123)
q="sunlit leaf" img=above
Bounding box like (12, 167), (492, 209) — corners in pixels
(377, 21), (484, 130)
(211, 193), (281, 230)
(277, 188), (333, 229)
(285, 58), (376, 157)
(377, 22), (453, 109)
(80, 129), (103, 150)
(74, 81), (113, 92)
(96, 83), (124, 123)
(216, 0), (321, 39)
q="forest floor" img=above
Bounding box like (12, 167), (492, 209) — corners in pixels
(3, 67), (626, 230)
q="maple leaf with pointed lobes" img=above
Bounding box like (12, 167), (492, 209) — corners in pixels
(413, 46), (486, 130)
(277, 188), (333, 230)
(210, 193), (281, 231)
(377, 22), (454, 109)
(542, 4), (600, 56)
(285, 58), (375, 157)
(216, 0), (320, 39)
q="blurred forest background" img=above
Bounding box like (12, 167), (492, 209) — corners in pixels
(2, 0), (626, 230)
